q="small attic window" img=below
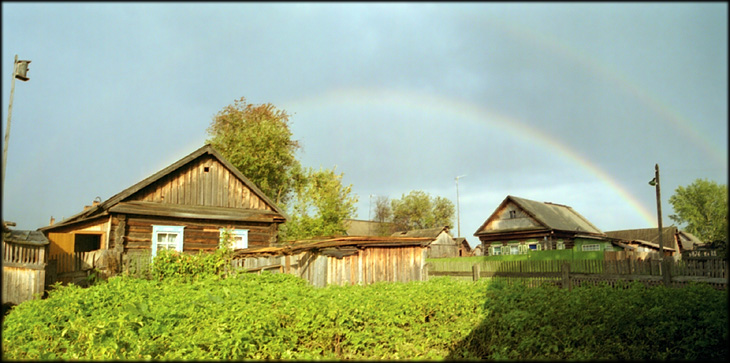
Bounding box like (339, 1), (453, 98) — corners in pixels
(509, 210), (517, 219)
(203, 166), (210, 173)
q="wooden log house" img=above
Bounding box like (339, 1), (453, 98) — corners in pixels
(474, 195), (619, 256)
(39, 144), (287, 271)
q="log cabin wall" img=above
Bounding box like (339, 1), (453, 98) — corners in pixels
(109, 214), (276, 253)
(131, 154), (273, 211)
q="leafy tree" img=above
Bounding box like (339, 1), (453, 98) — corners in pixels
(281, 167), (359, 241)
(206, 97), (302, 207)
(390, 190), (455, 232)
(668, 178), (728, 250)
(372, 195), (397, 236)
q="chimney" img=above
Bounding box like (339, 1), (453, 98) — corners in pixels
(49, 216), (55, 226)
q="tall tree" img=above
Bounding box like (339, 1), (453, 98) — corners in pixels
(206, 97), (301, 207)
(372, 195), (396, 236)
(281, 167), (359, 241)
(390, 190), (455, 232)
(668, 178), (727, 247)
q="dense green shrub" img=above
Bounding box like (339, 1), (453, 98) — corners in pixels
(448, 280), (728, 361)
(3, 274), (727, 361)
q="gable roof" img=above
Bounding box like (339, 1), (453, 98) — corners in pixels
(604, 227), (678, 245)
(391, 226), (450, 238)
(604, 226), (703, 251)
(344, 219), (395, 236)
(40, 144), (287, 230)
(474, 195), (603, 236)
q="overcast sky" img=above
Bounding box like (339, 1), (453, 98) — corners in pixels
(2, 3), (727, 246)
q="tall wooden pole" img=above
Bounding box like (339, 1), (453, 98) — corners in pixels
(3, 55), (18, 194)
(455, 175), (465, 238)
(654, 164), (664, 261)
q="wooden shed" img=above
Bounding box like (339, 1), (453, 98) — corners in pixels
(391, 226), (460, 258)
(231, 236), (437, 287)
(2, 225), (49, 305)
(39, 144), (287, 275)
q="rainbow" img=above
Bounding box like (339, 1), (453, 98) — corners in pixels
(283, 87), (658, 227)
(485, 16), (727, 167)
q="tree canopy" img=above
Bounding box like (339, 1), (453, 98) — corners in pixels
(206, 97), (301, 207)
(281, 167), (358, 241)
(668, 178), (727, 246)
(384, 190), (455, 232)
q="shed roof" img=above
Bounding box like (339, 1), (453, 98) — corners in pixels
(3, 229), (49, 246)
(232, 236), (434, 258)
(604, 226), (678, 243)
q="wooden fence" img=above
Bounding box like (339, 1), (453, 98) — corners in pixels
(2, 240), (47, 305)
(426, 258), (727, 290)
(45, 251), (98, 286)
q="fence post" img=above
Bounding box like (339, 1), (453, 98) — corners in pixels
(562, 262), (571, 291)
(472, 263), (481, 281)
(662, 259), (672, 287)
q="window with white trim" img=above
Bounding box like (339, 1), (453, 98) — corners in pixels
(528, 243), (541, 251)
(492, 245), (502, 256)
(220, 228), (248, 250)
(151, 225), (184, 257)
(581, 244), (601, 252)
(510, 245), (519, 255)
(556, 241), (565, 250)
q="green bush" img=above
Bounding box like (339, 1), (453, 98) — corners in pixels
(448, 280), (728, 360)
(3, 273), (726, 361)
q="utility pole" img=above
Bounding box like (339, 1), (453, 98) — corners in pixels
(3, 55), (31, 197)
(455, 175), (466, 238)
(648, 164), (664, 261)
(368, 194), (373, 235)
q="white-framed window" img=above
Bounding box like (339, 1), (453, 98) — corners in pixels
(582, 244), (601, 252)
(220, 228), (248, 250)
(492, 245), (502, 256)
(528, 243), (541, 251)
(510, 245), (520, 255)
(151, 225), (185, 257)
(556, 241), (565, 250)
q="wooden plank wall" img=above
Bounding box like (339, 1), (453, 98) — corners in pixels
(2, 266), (45, 305)
(132, 155), (273, 211)
(2, 241), (46, 305)
(231, 246), (428, 287)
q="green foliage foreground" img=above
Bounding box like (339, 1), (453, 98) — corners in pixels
(3, 274), (727, 361)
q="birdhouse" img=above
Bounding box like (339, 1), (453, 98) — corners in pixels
(15, 60), (31, 81)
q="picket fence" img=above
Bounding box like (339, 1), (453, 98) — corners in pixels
(426, 257), (727, 290)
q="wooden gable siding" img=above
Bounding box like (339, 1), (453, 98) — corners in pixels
(481, 201), (539, 233)
(131, 155), (273, 211)
(109, 215), (275, 252)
